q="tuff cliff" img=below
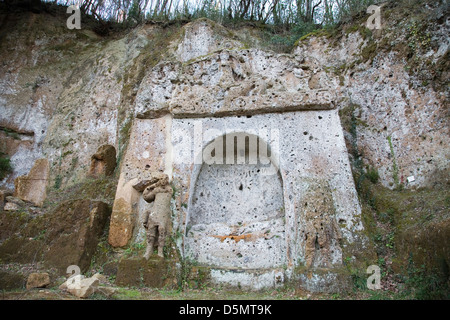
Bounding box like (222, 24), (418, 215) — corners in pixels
(0, 1), (448, 297)
(1, 2), (447, 192)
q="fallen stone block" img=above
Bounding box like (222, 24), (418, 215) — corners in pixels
(59, 273), (119, 299)
(26, 272), (51, 290)
(91, 273), (107, 284)
(58, 274), (85, 290)
(43, 200), (111, 274)
(96, 286), (118, 297)
(60, 275), (99, 299)
(5, 196), (26, 206)
(14, 158), (49, 207)
(4, 202), (19, 211)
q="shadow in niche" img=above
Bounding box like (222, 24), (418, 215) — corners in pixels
(184, 132), (286, 270)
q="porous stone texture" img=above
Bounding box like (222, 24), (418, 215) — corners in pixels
(0, 11), (152, 190)
(108, 116), (170, 247)
(103, 19), (371, 290)
(294, 23), (449, 189)
(185, 133), (286, 269)
(300, 179), (343, 269)
(1, 9), (447, 193)
(209, 268), (286, 291)
(140, 172), (173, 259)
(175, 19), (242, 63)
(135, 20), (335, 120)
(1, 6), (448, 293)
(26, 272), (50, 289)
(14, 158), (49, 207)
(114, 109), (366, 289)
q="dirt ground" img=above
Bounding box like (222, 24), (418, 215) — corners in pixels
(0, 286), (404, 300)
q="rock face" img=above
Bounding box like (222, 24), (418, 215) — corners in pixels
(43, 200), (111, 274)
(115, 107), (365, 290)
(293, 23), (449, 189)
(0, 3), (448, 292)
(135, 49), (334, 119)
(14, 158), (49, 207)
(300, 180), (343, 269)
(26, 272), (50, 289)
(185, 134), (286, 269)
(115, 257), (178, 289)
(0, 199), (111, 274)
(108, 178), (140, 247)
(107, 21), (365, 277)
(0, 7), (447, 192)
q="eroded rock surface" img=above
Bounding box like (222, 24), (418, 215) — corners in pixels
(14, 158), (49, 207)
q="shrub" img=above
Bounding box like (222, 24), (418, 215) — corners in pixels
(366, 166), (380, 184)
(0, 152), (13, 180)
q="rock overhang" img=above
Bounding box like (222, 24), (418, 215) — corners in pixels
(134, 19), (336, 120)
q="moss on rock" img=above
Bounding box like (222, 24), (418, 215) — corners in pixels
(0, 199), (111, 275)
(115, 257), (178, 289)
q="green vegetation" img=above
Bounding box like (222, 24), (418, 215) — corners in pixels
(366, 166), (379, 184)
(294, 27), (334, 46)
(46, 176), (119, 210)
(350, 164), (449, 299)
(114, 287), (143, 299)
(53, 174), (62, 190)
(387, 136), (400, 188)
(360, 40), (377, 64)
(1, 127), (20, 140)
(404, 255), (449, 300)
(339, 97), (449, 299)
(406, 21), (432, 55)
(28, 0), (382, 55)
(123, 242), (146, 259)
(0, 152), (13, 180)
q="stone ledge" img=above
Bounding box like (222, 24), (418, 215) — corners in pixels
(136, 100), (336, 119)
(193, 266), (286, 291)
(294, 267), (352, 293)
(115, 257), (178, 289)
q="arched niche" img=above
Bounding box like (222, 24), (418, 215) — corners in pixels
(184, 132), (286, 269)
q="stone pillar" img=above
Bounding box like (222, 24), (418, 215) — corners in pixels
(108, 174), (140, 247)
(14, 158), (49, 207)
